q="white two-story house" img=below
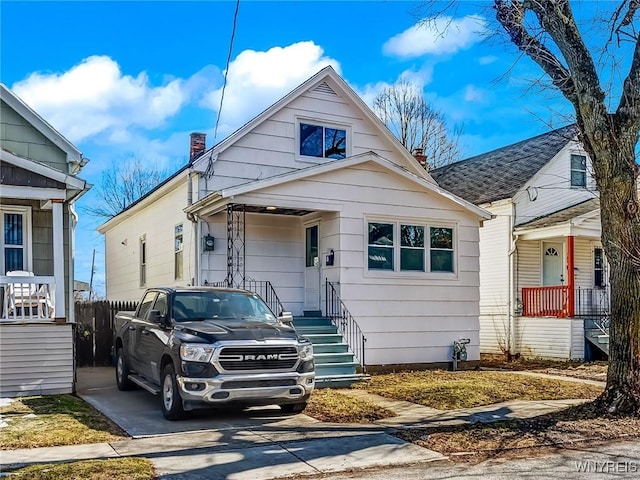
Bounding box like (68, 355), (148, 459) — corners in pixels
(432, 125), (609, 361)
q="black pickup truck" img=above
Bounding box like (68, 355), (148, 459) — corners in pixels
(113, 287), (315, 420)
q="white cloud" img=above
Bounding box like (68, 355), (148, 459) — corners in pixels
(12, 56), (190, 143)
(464, 85), (485, 103)
(479, 55), (498, 65)
(202, 41), (340, 129)
(383, 15), (487, 58)
(355, 67), (433, 109)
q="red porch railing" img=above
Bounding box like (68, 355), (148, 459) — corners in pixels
(521, 286), (570, 317)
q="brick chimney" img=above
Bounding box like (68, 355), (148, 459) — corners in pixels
(413, 147), (427, 167)
(189, 132), (206, 162)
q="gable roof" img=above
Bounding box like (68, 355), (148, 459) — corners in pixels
(192, 66), (433, 183)
(185, 151), (492, 220)
(430, 125), (577, 205)
(1, 83), (83, 165)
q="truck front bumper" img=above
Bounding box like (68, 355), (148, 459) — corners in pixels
(176, 371), (315, 407)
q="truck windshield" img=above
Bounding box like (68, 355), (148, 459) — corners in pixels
(172, 291), (277, 323)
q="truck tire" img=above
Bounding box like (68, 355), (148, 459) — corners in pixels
(280, 402), (307, 414)
(161, 363), (187, 420)
(115, 347), (134, 391)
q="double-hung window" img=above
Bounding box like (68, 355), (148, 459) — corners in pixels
(300, 123), (346, 159)
(570, 154), (587, 188)
(368, 221), (455, 273)
(174, 224), (183, 280)
(1, 207), (30, 274)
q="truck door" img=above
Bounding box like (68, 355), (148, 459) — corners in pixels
(137, 292), (170, 383)
(129, 290), (157, 375)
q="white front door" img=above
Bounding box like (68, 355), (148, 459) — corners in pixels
(542, 242), (564, 285)
(304, 224), (320, 311)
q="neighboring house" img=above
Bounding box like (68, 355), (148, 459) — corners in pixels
(432, 125), (609, 361)
(98, 67), (491, 374)
(0, 83), (89, 396)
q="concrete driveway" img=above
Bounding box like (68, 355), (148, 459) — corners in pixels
(76, 367), (320, 437)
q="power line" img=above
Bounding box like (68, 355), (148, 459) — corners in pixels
(213, 0), (240, 144)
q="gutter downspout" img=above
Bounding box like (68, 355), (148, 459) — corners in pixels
(507, 202), (517, 356)
(187, 168), (199, 286)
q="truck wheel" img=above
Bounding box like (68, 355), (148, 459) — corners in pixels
(161, 364), (186, 420)
(115, 348), (134, 391)
(280, 402), (307, 414)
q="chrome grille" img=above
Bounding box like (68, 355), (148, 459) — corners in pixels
(218, 346), (298, 370)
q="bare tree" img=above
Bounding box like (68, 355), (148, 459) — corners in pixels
(84, 157), (167, 219)
(421, 0), (640, 415)
(373, 79), (463, 169)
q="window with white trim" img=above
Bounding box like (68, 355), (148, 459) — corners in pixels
(300, 122), (346, 159)
(1, 207), (30, 274)
(368, 221), (455, 273)
(570, 154), (587, 187)
(174, 224), (183, 280)
(140, 235), (147, 287)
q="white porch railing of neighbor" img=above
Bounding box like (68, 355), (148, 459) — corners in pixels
(0, 275), (56, 321)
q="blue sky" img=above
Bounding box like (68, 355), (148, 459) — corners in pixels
(2, 1), (590, 294)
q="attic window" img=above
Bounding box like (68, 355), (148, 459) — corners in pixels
(300, 123), (346, 159)
(570, 154), (587, 188)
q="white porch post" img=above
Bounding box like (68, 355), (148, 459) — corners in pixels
(52, 200), (66, 320)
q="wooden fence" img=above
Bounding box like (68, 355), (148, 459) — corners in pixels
(75, 300), (138, 366)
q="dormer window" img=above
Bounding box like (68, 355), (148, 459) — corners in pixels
(570, 154), (587, 188)
(300, 123), (346, 159)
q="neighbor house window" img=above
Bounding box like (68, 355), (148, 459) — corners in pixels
(594, 247), (605, 288)
(300, 123), (346, 159)
(174, 224), (183, 280)
(570, 154), (587, 187)
(140, 235), (146, 287)
(1, 207), (30, 274)
(368, 221), (455, 273)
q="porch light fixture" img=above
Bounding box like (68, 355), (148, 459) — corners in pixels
(266, 206), (277, 211)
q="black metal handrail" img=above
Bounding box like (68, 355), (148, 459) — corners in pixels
(206, 278), (286, 317)
(574, 287), (610, 318)
(325, 279), (366, 371)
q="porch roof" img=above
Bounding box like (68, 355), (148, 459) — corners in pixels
(1, 148), (87, 200)
(514, 198), (601, 239)
(185, 151), (493, 220)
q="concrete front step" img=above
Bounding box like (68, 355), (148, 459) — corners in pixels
(312, 343), (350, 354)
(314, 352), (356, 364)
(293, 316), (334, 327)
(315, 361), (360, 376)
(294, 325), (338, 335)
(305, 333), (344, 344)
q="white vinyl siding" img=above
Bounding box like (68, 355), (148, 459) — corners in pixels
(477, 202), (512, 354)
(515, 317), (584, 360)
(515, 143), (596, 226)
(0, 323), (74, 396)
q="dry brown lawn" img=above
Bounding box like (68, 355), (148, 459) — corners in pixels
(6, 458), (155, 480)
(306, 389), (395, 423)
(0, 395), (126, 449)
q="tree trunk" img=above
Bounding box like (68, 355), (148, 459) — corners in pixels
(587, 127), (640, 415)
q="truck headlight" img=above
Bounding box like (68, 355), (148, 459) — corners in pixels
(180, 344), (215, 363)
(298, 343), (313, 361)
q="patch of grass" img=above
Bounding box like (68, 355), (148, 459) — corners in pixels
(305, 389), (396, 423)
(480, 353), (587, 370)
(396, 403), (640, 460)
(0, 395), (126, 450)
(353, 370), (603, 410)
(7, 458), (155, 480)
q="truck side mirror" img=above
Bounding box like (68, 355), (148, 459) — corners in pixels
(148, 309), (168, 327)
(278, 311), (293, 324)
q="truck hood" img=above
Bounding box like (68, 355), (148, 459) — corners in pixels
(174, 319), (303, 343)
